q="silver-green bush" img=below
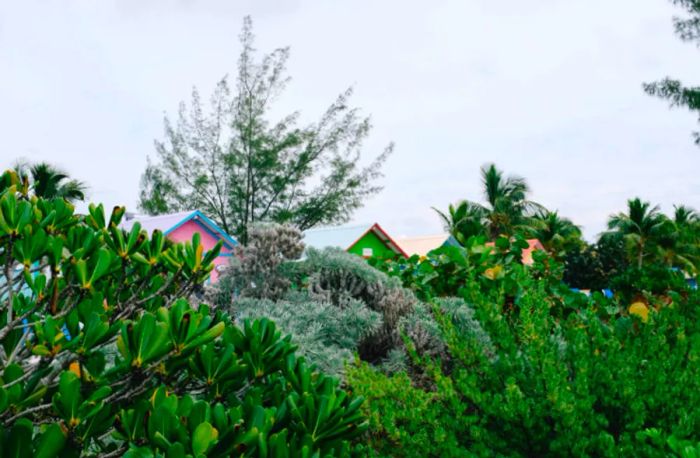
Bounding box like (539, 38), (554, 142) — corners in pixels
(234, 294), (381, 374)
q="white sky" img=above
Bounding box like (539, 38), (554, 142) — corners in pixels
(1, 0), (698, 240)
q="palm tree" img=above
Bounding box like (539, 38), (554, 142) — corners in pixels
(433, 200), (486, 244)
(434, 164), (543, 242)
(475, 164), (543, 239)
(607, 198), (669, 269)
(14, 161), (87, 202)
(673, 205), (699, 227)
(527, 210), (583, 257)
(657, 205), (700, 273)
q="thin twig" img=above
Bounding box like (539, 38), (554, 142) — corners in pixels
(3, 402), (52, 425)
(99, 446), (128, 458)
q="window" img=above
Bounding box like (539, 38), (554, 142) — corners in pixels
(362, 247), (373, 257)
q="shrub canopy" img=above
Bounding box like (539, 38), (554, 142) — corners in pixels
(0, 170), (366, 457)
(357, 237), (700, 456)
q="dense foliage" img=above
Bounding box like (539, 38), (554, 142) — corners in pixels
(213, 231), (420, 375)
(370, 234), (555, 303)
(0, 170), (366, 457)
(131, 151), (700, 457)
(563, 234), (628, 291)
(139, 17), (392, 243)
(210, 223), (305, 303)
(604, 199), (700, 275)
(233, 296), (381, 375)
(354, 240), (700, 457)
(434, 166), (700, 285)
(196, 161), (700, 456)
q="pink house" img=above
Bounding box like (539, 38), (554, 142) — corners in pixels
(120, 210), (238, 283)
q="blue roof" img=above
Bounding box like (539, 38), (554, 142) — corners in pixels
(443, 234), (461, 247)
(121, 210), (238, 249)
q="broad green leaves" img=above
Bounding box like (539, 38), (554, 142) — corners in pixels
(0, 191), (33, 237)
(0, 170), (365, 457)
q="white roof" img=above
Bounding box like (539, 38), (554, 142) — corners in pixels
(120, 211), (194, 234)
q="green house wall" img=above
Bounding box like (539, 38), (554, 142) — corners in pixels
(347, 231), (396, 258)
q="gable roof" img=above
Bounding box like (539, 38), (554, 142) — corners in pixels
(303, 223), (407, 257)
(120, 210), (238, 249)
(348, 223), (408, 258)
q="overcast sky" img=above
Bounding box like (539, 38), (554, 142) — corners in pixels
(1, 0), (698, 240)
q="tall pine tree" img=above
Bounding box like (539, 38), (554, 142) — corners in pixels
(645, 0), (700, 144)
(139, 17), (392, 243)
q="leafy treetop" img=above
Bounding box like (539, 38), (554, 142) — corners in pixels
(645, 0), (700, 144)
(0, 169), (366, 457)
(139, 16), (392, 244)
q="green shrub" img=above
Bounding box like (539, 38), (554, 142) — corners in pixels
(350, 260), (700, 457)
(296, 248), (417, 363)
(228, 245), (419, 368)
(0, 170), (366, 456)
(233, 294), (382, 375)
(610, 264), (690, 303)
(371, 235), (544, 303)
(399, 297), (493, 363)
(209, 223), (305, 305)
(563, 234), (628, 291)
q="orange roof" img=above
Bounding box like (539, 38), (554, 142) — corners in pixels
(521, 239), (545, 265)
(484, 239), (544, 265)
(396, 234), (451, 257)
